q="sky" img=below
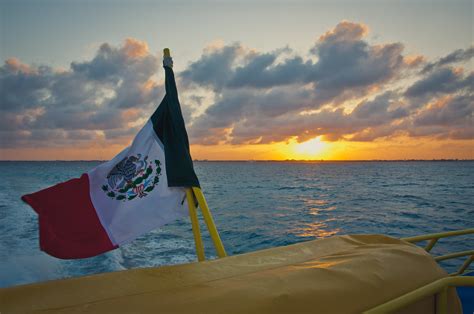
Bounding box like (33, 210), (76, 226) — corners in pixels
(0, 0), (473, 160)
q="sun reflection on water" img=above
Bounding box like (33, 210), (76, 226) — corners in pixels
(293, 220), (340, 238)
(288, 197), (341, 238)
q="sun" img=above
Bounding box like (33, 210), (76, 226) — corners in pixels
(291, 136), (328, 160)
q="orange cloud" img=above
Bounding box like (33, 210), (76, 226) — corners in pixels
(404, 54), (426, 67)
(4, 58), (36, 74)
(141, 79), (158, 92)
(318, 21), (369, 42)
(121, 108), (142, 122)
(123, 38), (149, 58)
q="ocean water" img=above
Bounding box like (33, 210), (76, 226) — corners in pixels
(0, 161), (473, 288)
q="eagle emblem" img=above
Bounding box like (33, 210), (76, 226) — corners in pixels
(101, 154), (162, 201)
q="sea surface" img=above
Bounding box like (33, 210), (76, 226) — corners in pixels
(1, 161), (473, 288)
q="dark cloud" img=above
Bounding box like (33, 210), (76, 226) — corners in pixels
(414, 94), (473, 131)
(180, 44), (243, 90)
(351, 92), (408, 123)
(309, 22), (405, 95)
(421, 46), (474, 74)
(405, 67), (473, 100)
(228, 54), (310, 89)
(0, 61), (54, 112)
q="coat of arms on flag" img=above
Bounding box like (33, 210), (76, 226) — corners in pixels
(102, 155), (162, 201)
(21, 49), (224, 260)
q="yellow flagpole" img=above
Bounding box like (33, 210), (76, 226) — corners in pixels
(186, 188), (205, 261)
(192, 187), (227, 258)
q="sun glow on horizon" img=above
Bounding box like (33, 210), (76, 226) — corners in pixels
(289, 136), (330, 160)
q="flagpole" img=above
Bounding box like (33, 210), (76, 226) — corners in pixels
(186, 188), (205, 261)
(192, 187), (227, 258)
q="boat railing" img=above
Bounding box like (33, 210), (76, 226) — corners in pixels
(402, 228), (474, 275)
(364, 228), (474, 314)
(363, 276), (473, 314)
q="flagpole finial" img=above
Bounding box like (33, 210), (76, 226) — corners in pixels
(163, 48), (173, 68)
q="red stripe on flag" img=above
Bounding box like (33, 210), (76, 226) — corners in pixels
(21, 173), (117, 259)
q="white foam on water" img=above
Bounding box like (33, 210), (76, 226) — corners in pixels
(0, 254), (62, 288)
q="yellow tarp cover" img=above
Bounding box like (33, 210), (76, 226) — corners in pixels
(0, 235), (461, 313)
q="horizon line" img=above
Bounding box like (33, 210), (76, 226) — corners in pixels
(1, 159), (473, 162)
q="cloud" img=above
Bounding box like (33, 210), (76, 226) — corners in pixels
(351, 92), (408, 123)
(317, 21), (369, 43)
(309, 38), (405, 106)
(180, 43), (245, 91)
(0, 38), (164, 148)
(421, 46), (474, 74)
(227, 51), (307, 89)
(412, 94), (474, 139)
(405, 67), (473, 100)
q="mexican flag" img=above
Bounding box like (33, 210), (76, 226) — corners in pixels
(21, 55), (200, 259)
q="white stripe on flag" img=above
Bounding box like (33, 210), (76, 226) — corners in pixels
(88, 120), (188, 246)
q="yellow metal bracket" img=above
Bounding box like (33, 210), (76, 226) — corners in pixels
(186, 187), (227, 261)
(186, 189), (205, 262)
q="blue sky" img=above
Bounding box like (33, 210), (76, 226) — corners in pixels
(1, 0), (472, 70)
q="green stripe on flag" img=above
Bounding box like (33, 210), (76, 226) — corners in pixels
(151, 66), (200, 188)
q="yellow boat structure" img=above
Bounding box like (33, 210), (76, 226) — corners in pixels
(1, 228), (472, 313)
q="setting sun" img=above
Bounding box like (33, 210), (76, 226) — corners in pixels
(290, 137), (329, 160)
